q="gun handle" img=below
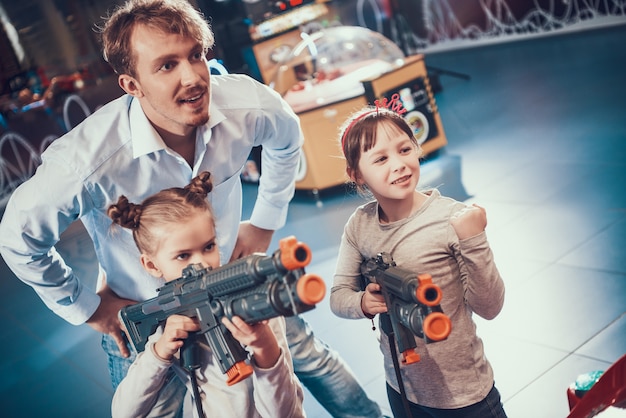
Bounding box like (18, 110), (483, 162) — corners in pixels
(203, 324), (253, 385)
(381, 313), (421, 364)
(225, 361), (254, 386)
(180, 333), (202, 371)
(402, 349), (421, 364)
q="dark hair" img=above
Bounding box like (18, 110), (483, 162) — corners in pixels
(99, 0), (215, 76)
(108, 171), (214, 254)
(339, 107), (422, 193)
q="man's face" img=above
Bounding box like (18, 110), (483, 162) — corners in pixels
(123, 24), (211, 136)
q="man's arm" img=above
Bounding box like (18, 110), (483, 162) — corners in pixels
(245, 84), (303, 250)
(0, 159), (101, 325)
(90, 281), (137, 358)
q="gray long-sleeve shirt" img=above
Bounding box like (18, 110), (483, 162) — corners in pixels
(112, 317), (305, 418)
(330, 189), (505, 409)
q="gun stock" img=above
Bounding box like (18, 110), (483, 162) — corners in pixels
(119, 236), (326, 385)
(360, 252), (452, 364)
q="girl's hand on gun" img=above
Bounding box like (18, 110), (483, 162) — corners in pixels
(154, 314), (201, 361)
(450, 203), (487, 240)
(223, 316), (280, 369)
(361, 283), (387, 317)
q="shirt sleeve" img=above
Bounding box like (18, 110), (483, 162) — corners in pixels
(456, 231), (505, 320)
(111, 328), (173, 418)
(330, 217), (370, 319)
(249, 85), (304, 231)
(250, 317), (305, 418)
(0, 156), (100, 325)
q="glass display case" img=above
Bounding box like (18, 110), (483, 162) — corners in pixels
(271, 26), (406, 113)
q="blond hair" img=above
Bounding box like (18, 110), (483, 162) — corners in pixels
(99, 0), (215, 76)
(108, 171), (214, 255)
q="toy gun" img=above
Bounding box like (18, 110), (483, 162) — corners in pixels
(360, 252), (452, 364)
(119, 236), (326, 385)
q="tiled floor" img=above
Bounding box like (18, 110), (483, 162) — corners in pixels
(2, 23), (626, 418)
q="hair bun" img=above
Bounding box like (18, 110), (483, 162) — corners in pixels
(185, 171), (213, 196)
(107, 195), (142, 229)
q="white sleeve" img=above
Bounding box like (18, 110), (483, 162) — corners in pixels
(250, 84), (304, 231)
(111, 328), (175, 418)
(0, 158), (100, 324)
(251, 317), (306, 418)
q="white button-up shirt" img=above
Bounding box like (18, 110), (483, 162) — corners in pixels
(0, 74), (303, 325)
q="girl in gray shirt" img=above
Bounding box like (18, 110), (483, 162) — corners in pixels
(108, 172), (304, 418)
(330, 99), (507, 417)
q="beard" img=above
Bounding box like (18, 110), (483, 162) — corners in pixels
(187, 110), (209, 128)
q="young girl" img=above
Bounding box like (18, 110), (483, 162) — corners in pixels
(107, 171), (305, 418)
(330, 99), (507, 417)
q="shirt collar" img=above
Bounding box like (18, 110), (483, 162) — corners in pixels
(128, 84), (228, 157)
(205, 80), (226, 138)
(197, 101), (225, 147)
(129, 97), (167, 159)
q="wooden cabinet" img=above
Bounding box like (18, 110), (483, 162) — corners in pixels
(295, 96), (366, 191)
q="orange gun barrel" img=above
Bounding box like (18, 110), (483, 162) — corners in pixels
(423, 312), (452, 342)
(415, 274), (443, 307)
(278, 236), (312, 270)
(296, 273), (326, 305)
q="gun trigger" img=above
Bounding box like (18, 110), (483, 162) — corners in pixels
(402, 349), (421, 364)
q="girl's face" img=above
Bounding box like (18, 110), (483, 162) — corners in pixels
(141, 210), (220, 281)
(355, 122), (420, 203)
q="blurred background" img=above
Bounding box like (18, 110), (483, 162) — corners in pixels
(2, 0), (625, 201)
(1, 1), (625, 417)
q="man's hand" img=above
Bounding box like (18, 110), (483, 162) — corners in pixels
(86, 283), (137, 358)
(230, 221), (274, 261)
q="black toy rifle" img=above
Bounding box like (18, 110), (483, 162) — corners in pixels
(119, 236), (326, 385)
(360, 252), (452, 364)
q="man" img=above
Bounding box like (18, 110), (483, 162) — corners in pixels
(0, 0), (382, 417)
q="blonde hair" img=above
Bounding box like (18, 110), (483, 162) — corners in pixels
(99, 0), (215, 76)
(108, 171), (214, 255)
